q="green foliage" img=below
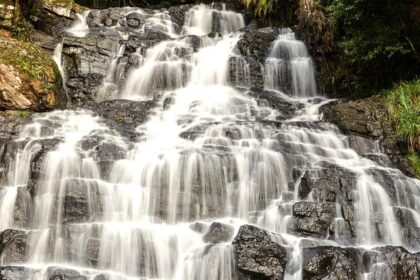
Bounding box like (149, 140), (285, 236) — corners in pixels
(385, 79), (420, 151)
(408, 153), (420, 178)
(11, 19), (33, 40)
(242, 0), (273, 16)
(320, 0), (420, 96)
(0, 36), (60, 86)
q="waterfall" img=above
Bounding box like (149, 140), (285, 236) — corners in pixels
(264, 28), (317, 97)
(0, 3), (419, 280)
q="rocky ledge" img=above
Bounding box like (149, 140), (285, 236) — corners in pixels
(0, 33), (66, 111)
(324, 95), (417, 177)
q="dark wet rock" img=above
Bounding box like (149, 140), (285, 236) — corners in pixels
(233, 225), (288, 280)
(203, 222), (234, 243)
(86, 238), (100, 266)
(324, 96), (415, 177)
(29, 138), (62, 180)
(236, 27), (278, 63)
(179, 122), (219, 140)
(302, 246), (362, 280)
(102, 9), (120, 27)
(324, 97), (385, 139)
(63, 178), (102, 223)
(62, 34), (121, 103)
(0, 266), (31, 280)
(30, 0), (85, 37)
(81, 136), (128, 176)
(229, 56), (264, 89)
(190, 222), (208, 233)
(168, 4), (193, 32)
(0, 112), (32, 139)
(341, 203), (356, 238)
(233, 27), (278, 90)
(80, 99), (155, 140)
(297, 172), (311, 199)
(126, 12), (145, 28)
(290, 201), (335, 238)
(0, 229), (28, 264)
(248, 89), (300, 119)
(13, 187), (32, 228)
(363, 246), (420, 280)
(124, 30), (171, 54)
(392, 207), (420, 249)
(47, 267), (88, 280)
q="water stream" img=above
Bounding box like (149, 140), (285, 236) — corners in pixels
(0, 3), (419, 280)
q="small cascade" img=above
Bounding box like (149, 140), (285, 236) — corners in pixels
(183, 4), (245, 36)
(66, 11), (90, 37)
(264, 28), (317, 97)
(0, 3), (419, 280)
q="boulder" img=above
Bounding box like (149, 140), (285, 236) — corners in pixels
(324, 96), (416, 177)
(302, 246), (362, 280)
(30, 0), (87, 36)
(126, 12), (145, 28)
(62, 34), (121, 103)
(0, 266), (31, 280)
(290, 201), (335, 238)
(0, 36), (66, 111)
(79, 99), (155, 140)
(0, 229), (28, 264)
(46, 267), (88, 280)
(233, 225), (288, 279)
(363, 246), (420, 280)
(203, 222), (234, 243)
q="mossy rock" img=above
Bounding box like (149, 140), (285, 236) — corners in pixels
(0, 35), (66, 111)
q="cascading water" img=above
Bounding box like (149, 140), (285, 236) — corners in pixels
(264, 28), (317, 97)
(0, 3), (419, 280)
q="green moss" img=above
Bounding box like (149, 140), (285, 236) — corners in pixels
(0, 36), (59, 85)
(0, 110), (32, 118)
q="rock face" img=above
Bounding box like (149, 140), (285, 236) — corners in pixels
(366, 246), (420, 280)
(291, 201), (335, 238)
(302, 246), (362, 280)
(232, 25), (279, 90)
(0, 229), (28, 264)
(324, 96), (416, 177)
(233, 225), (288, 280)
(0, 36), (66, 111)
(303, 246), (420, 280)
(203, 222), (234, 243)
(30, 0), (86, 36)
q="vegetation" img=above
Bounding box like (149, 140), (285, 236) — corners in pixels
(242, 0), (273, 16)
(0, 35), (63, 101)
(385, 79), (420, 177)
(242, 0), (419, 97)
(385, 79), (420, 151)
(320, 0), (419, 97)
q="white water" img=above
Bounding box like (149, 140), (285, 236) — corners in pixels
(1, 3), (419, 280)
(265, 28), (317, 97)
(66, 11), (90, 37)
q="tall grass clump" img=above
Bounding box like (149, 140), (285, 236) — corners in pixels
(385, 79), (420, 175)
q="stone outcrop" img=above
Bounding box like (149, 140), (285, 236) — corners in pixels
(203, 222), (234, 243)
(302, 245), (420, 280)
(324, 96), (417, 177)
(233, 225), (288, 279)
(0, 35), (66, 111)
(302, 246), (362, 280)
